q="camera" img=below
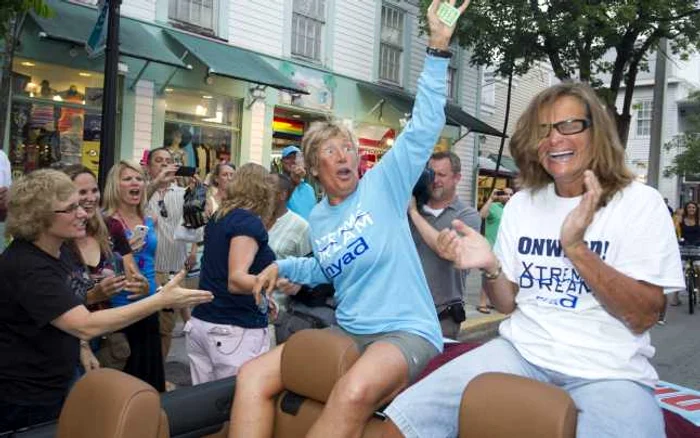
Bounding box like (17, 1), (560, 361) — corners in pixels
(494, 190), (506, 196)
(412, 166), (435, 210)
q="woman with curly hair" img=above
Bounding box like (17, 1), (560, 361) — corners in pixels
(186, 162), (277, 385)
(0, 170), (212, 432)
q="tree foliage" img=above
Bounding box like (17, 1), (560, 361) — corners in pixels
(0, 0), (51, 37)
(421, 0), (700, 146)
(664, 91), (700, 179)
(1, 0), (51, 149)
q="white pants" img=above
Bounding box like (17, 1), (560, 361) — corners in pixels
(184, 316), (270, 385)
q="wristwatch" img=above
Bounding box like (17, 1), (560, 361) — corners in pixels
(426, 47), (453, 58)
(481, 260), (502, 280)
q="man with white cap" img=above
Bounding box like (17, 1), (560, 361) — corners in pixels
(280, 145), (316, 220)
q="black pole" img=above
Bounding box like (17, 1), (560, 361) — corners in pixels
(491, 67), (514, 192)
(98, 0), (122, 191)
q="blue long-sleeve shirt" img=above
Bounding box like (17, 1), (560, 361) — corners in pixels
(278, 56), (447, 351)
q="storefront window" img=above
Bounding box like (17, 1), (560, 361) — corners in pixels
(163, 88), (241, 179)
(9, 58), (105, 178)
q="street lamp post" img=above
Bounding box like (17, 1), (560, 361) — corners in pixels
(98, 0), (122, 190)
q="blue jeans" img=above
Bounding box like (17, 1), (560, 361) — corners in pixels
(385, 338), (665, 438)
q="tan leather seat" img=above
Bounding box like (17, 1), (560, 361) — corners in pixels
(274, 329), (386, 438)
(56, 368), (170, 438)
(459, 372), (578, 438)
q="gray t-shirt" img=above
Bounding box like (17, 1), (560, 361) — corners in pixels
(410, 197), (481, 309)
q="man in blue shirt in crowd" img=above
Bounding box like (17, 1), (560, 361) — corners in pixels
(280, 145), (317, 220)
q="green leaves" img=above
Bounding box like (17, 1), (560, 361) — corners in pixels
(1, 0), (51, 38)
(420, 0), (700, 146)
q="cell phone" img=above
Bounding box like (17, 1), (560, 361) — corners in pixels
(175, 166), (197, 177)
(436, 2), (460, 27)
(132, 225), (149, 241)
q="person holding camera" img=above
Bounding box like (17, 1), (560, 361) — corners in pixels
(476, 186), (513, 313)
(408, 151), (480, 339)
(145, 148), (198, 367)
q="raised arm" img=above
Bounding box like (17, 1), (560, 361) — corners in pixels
(364, 0), (470, 212)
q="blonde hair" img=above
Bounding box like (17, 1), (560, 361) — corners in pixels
(510, 82), (634, 207)
(63, 165), (112, 256)
(301, 120), (359, 176)
(217, 163), (276, 227)
(6, 169), (76, 241)
(102, 160), (147, 218)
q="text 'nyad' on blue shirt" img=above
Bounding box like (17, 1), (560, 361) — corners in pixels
(277, 55), (448, 352)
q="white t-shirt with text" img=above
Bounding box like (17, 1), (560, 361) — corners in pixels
(495, 181), (684, 387)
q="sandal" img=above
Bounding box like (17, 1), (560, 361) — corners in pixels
(669, 300), (682, 307)
(476, 306), (491, 314)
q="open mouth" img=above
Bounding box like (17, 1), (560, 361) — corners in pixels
(128, 189), (141, 197)
(336, 168), (353, 180)
(548, 150), (575, 161)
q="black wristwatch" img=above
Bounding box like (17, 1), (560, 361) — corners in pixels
(426, 47), (453, 58)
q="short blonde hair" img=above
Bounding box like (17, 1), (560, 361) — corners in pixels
(301, 120), (359, 176)
(102, 160), (148, 217)
(510, 82), (634, 207)
(6, 169), (76, 241)
(217, 163), (276, 227)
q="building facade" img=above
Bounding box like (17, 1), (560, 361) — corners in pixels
(2, 0), (501, 204)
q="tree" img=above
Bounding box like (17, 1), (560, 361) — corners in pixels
(664, 91), (700, 179)
(1, 0), (52, 149)
(421, 0), (700, 147)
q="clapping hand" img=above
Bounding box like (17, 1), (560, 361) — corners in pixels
(560, 170), (602, 255)
(437, 220), (496, 270)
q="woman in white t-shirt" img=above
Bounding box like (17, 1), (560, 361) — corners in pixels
(383, 82), (685, 438)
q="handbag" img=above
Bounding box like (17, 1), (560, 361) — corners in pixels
(95, 332), (131, 370)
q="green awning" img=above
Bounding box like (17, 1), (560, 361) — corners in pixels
(165, 29), (307, 94)
(358, 82), (504, 138)
(489, 153), (519, 173)
(30, 0), (187, 69)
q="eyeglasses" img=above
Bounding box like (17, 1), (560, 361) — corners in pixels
(320, 143), (356, 158)
(54, 203), (84, 215)
(158, 199), (168, 218)
(538, 118), (591, 139)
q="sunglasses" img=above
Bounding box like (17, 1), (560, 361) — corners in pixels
(158, 199), (168, 218)
(538, 118), (591, 139)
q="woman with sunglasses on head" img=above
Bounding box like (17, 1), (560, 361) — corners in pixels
(381, 82), (685, 438)
(62, 165), (148, 372)
(0, 170), (213, 432)
(102, 160), (165, 391)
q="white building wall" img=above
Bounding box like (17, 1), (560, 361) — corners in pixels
(480, 63), (553, 158)
(121, 0), (157, 21)
(332, 1), (375, 81)
(132, 80), (155, 162)
(228, 0), (285, 57)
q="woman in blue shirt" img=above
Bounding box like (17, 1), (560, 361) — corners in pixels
(229, 2), (469, 437)
(186, 163), (277, 384)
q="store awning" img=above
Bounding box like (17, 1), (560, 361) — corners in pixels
(357, 82), (504, 137)
(29, 0), (188, 69)
(488, 153), (519, 173)
(446, 103), (505, 138)
(478, 156), (516, 175)
(165, 30), (308, 94)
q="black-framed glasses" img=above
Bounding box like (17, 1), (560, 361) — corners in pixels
(538, 118), (591, 139)
(158, 199), (168, 218)
(54, 203), (84, 215)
